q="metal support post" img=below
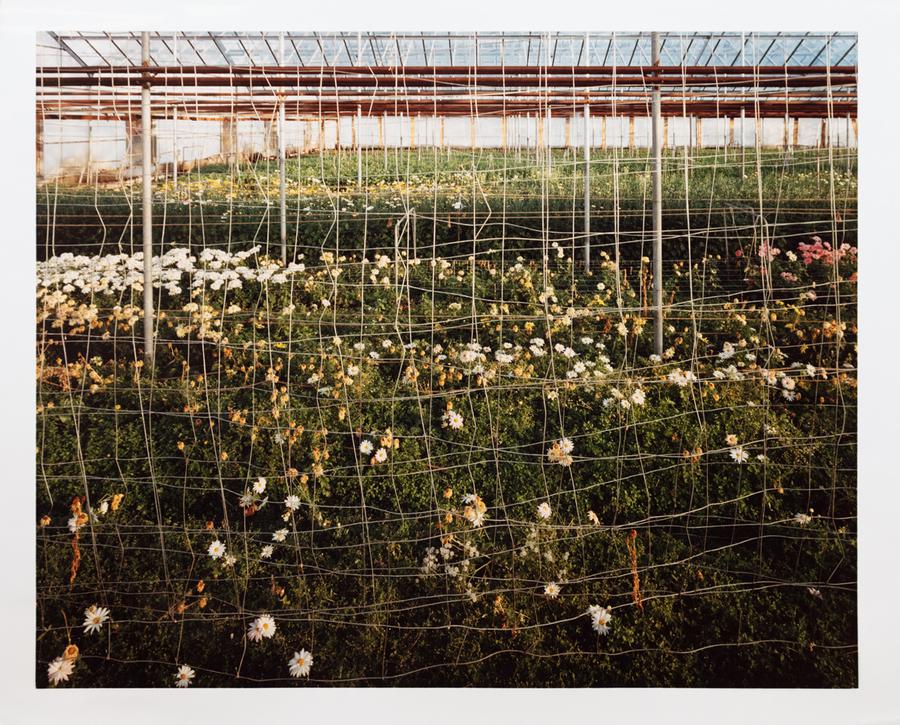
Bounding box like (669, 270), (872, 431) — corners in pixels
(141, 31), (154, 363)
(651, 31), (664, 357)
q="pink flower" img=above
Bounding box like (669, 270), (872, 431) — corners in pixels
(758, 242), (781, 262)
(795, 236), (855, 267)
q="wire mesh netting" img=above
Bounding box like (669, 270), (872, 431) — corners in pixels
(36, 31), (857, 688)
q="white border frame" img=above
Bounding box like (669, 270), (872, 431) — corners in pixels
(2, 1), (898, 723)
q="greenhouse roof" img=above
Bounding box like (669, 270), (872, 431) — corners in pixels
(38, 31), (857, 69)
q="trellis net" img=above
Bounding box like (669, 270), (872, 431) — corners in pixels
(36, 31), (857, 688)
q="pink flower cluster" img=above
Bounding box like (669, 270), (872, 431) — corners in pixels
(758, 242), (782, 262)
(797, 236), (858, 266)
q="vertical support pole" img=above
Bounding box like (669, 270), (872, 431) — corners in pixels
(651, 31), (663, 357)
(172, 34), (178, 190)
(278, 33), (287, 265)
(141, 31), (154, 363)
(172, 109), (178, 190)
(741, 107), (746, 176)
(628, 116), (635, 150)
(278, 100), (286, 264)
(86, 121), (93, 183)
(724, 115), (729, 162)
(546, 107), (552, 173)
(583, 99), (591, 272)
(382, 112), (388, 167)
(36, 115), (44, 180)
(357, 105), (363, 186)
(221, 118), (236, 168)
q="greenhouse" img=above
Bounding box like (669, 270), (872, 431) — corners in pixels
(35, 30), (857, 688)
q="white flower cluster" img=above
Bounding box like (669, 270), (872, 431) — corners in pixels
(37, 246), (309, 297)
(667, 368), (698, 387)
(420, 538), (479, 580)
(547, 437), (575, 467)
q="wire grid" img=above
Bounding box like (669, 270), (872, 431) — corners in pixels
(35, 31), (857, 688)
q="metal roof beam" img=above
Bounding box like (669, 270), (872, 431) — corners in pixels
(47, 31), (87, 66)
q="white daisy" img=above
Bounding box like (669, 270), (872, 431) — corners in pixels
(544, 582), (561, 599)
(288, 648), (314, 678)
(359, 440), (374, 455)
(284, 495), (301, 512)
(260, 545), (274, 559)
(794, 512), (813, 525)
(82, 605), (110, 635)
(174, 664), (195, 688)
(537, 502), (552, 520)
(47, 656), (75, 686)
(208, 539), (226, 559)
(725, 433), (739, 447)
(729, 446), (749, 464)
(588, 604), (612, 635)
(445, 410), (464, 430)
(373, 447), (388, 464)
(253, 476), (267, 494)
(247, 615), (277, 642)
(272, 528), (288, 542)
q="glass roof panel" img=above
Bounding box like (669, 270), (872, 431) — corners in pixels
(39, 32), (858, 68)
